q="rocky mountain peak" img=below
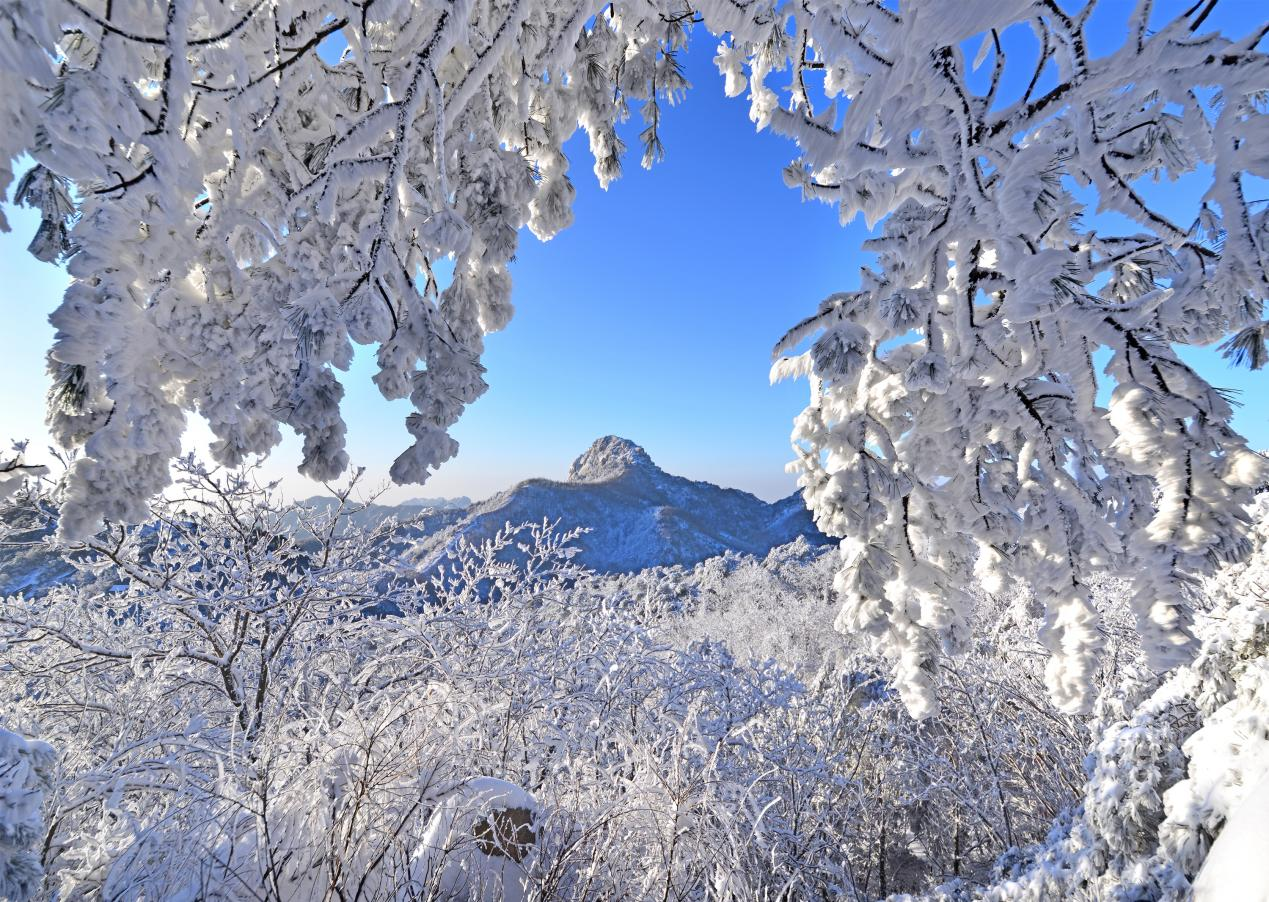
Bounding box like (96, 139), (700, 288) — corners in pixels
(567, 436), (657, 484)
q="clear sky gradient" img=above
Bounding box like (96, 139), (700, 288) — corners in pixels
(2, 2), (1266, 503)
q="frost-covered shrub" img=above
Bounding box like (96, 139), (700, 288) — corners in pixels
(0, 445), (46, 505)
(11, 463), (1267, 900)
(0, 464), (1105, 900)
(0, 466), (865, 899)
(606, 541), (1114, 896)
(601, 536), (842, 672)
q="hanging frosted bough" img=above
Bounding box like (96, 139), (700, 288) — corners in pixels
(765, 1), (1269, 715)
(0, 0), (694, 541)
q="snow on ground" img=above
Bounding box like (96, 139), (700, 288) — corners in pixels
(1193, 773), (1269, 901)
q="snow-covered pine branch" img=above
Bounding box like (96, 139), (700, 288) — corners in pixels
(760, 2), (1269, 715)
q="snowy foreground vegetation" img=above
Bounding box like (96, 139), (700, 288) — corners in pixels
(3, 0), (1268, 725)
(1, 466), (1267, 900)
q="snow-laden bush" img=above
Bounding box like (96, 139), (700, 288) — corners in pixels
(10, 461), (1269, 900)
(1, 464), (861, 898)
(640, 549), (1140, 896)
(0, 462), (1110, 899)
(595, 537), (843, 672)
(0, 445), (46, 505)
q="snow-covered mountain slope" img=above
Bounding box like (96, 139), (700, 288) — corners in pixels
(0, 507), (76, 597)
(410, 436), (830, 574)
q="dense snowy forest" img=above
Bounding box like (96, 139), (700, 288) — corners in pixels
(2, 0), (1269, 898)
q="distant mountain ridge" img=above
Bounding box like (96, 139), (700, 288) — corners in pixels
(398, 496), (472, 510)
(1, 439), (828, 594)
(410, 436), (831, 574)
(285, 494), (470, 533)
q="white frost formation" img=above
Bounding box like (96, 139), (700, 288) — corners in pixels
(0, 729), (55, 902)
(409, 777), (539, 902)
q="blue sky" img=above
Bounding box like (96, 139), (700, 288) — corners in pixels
(2, 2), (1266, 503)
